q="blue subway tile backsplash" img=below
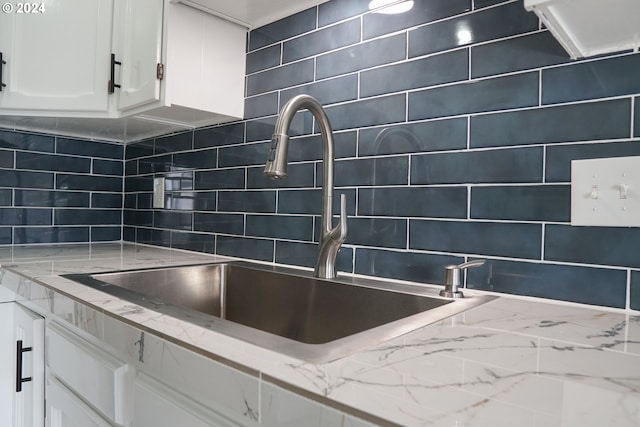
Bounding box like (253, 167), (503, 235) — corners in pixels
(4, 0), (623, 311)
(0, 130), (123, 245)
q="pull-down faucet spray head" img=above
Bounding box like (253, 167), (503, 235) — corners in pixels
(264, 133), (290, 179)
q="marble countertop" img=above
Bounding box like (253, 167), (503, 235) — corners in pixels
(1, 242), (638, 426)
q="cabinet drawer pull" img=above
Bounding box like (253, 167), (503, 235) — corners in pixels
(16, 340), (33, 392)
(0, 52), (6, 91)
(108, 53), (122, 94)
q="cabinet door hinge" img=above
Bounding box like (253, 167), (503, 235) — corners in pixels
(156, 63), (164, 81)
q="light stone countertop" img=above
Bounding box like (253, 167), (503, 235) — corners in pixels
(1, 242), (639, 426)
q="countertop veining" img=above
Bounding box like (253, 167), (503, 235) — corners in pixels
(1, 242), (639, 426)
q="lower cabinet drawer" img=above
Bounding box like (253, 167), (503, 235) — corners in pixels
(46, 376), (112, 427)
(46, 323), (131, 425)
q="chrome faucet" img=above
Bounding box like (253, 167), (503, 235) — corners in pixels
(264, 94), (348, 279)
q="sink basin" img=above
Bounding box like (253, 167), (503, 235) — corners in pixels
(64, 262), (495, 363)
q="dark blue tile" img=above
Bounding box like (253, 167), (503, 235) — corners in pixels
(246, 117), (278, 143)
(631, 271), (640, 311)
(0, 208), (51, 225)
(246, 59), (314, 97)
(329, 156), (408, 187)
(318, 0), (370, 27)
(468, 260), (627, 308)
(0, 149), (14, 168)
(193, 191), (217, 211)
(411, 147), (543, 184)
(359, 119), (467, 156)
(327, 94), (406, 131)
(153, 211), (192, 231)
(155, 132), (192, 154)
(545, 225), (640, 269)
(57, 138), (123, 159)
(246, 44), (282, 74)
(137, 154), (172, 174)
(410, 220), (542, 259)
(91, 226), (121, 242)
(194, 169), (245, 190)
(125, 160), (138, 176)
(245, 93), (280, 119)
(55, 209), (121, 225)
(125, 139), (154, 160)
(136, 193), (152, 210)
(249, 8), (317, 51)
(633, 96), (640, 136)
(93, 159), (123, 176)
(194, 212), (244, 234)
(218, 143), (269, 167)
(283, 18), (360, 63)
(0, 130), (54, 152)
(136, 228), (171, 247)
(470, 99), (631, 148)
(316, 33), (406, 80)
(14, 190), (89, 208)
(281, 75), (359, 108)
(57, 174), (122, 192)
(123, 226), (136, 242)
(245, 214), (313, 241)
(0, 189), (12, 206)
(347, 217), (407, 249)
(471, 185), (570, 221)
(123, 210), (153, 227)
(0, 227), (11, 244)
(471, 31), (570, 78)
(409, 72), (538, 120)
(361, 48), (469, 97)
(16, 152), (90, 173)
(278, 189), (357, 216)
(363, 0), (470, 40)
(247, 163), (315, 189)
(171, 231), (215, 254)
(0, 170), (53, 189)
(275, 240), (353, 272)
(546, 141), (640, 182)
(358, 187), (467, 218)
(408, 1), (538, 57)
(172, 149), (217, 170)
(542, 54), (640, 104)
(124, 194), (136, 209)
(217, 236), (274, 262)
(125, 176), (153, 193)
(217, 190), (276, 213)
(194, 123), (245, 149)
(355, 248), (463, 284)
(14, 226), (89, 244)
(91, 193), (123, 209)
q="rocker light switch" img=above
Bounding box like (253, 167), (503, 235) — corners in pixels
(153, 177), (165, 209)
(571, 157), (640, 227)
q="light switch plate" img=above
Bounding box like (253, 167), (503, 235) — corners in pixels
(153, 177), (165, 209)
(571, 156), (640, 227)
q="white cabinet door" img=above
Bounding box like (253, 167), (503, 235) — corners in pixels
(0, 0), (112, 114)
(133, 373), (244, 427)
(113, 0), (164, 112)
(46, 377), (112, 427)
(0, 303), (45, 427)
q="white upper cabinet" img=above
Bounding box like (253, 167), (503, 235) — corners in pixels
(0, 0), (246, 141)
(0, 0), (113, 114)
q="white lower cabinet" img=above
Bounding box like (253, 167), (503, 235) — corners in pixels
(46, 377), (113, 427)
(0, 302), (45, 427)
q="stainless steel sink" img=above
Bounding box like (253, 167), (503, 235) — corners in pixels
(64, 262), (495, 363)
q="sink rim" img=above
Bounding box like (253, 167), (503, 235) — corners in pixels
(63, 261), (497, 364)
